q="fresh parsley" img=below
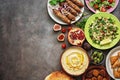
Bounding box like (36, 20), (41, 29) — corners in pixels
(76, 18), (88, 30)
(49, 0), (65, 6)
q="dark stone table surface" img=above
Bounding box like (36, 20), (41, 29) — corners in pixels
(0, 0), (120, 80)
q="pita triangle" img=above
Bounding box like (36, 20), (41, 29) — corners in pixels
(112, 60), (120, 68)
(110, 56), (118, 65)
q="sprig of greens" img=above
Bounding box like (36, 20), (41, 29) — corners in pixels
(49, 0), (65, 6)
(75, 18), (88, 30)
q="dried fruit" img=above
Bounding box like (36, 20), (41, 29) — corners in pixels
(53, 24), (61, 31)
(57, 33), (65, 41)
(83, 42), (91, 51)
(61, 43), (66, 49)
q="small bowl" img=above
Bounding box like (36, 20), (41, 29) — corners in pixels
(82, 65), (110, 80)
(60, 46), (90, 76)
(90, 50), (105, 65)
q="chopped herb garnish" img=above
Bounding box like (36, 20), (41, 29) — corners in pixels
(76, 18), (88, 30)
(49, 0), (65, 6)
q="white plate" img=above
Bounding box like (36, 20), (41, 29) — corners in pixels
(106, 46), (120, 80)
(47, 0), (84, 25)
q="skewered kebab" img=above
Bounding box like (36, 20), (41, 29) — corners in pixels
(71, 0), (84, 7)
(53, 9), (71, 24)
(59, 2), (78, 16)
(66, 0), (81, 13)
(59, 7), (75, 21)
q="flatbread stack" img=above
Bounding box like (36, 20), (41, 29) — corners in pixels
(110, 52), (120, 78)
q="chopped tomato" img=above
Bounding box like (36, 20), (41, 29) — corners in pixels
(106, 6), (111, 9)
(108, 0), (113, 4)
(101, 0), (105, 2)
(94, 4), (99, 9)
(100, 7), (106, 12)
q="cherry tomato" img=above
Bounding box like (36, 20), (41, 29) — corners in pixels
(61, 28), (66, 33)
(100, 7), (106, 12)
(108, 0), (113, 4)
(94, 4), (99, 9)
(61, 43), (66, 49)
(67, 27), (72, 32)
(101, 0), (105, 2)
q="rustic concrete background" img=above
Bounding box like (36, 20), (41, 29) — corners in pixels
(0, 0), (119, 80)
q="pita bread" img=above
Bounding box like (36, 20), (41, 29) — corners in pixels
(112, 60), (120, 68)
(45, 71), (74, 80)
(113, 69), (120, 78)
(110, 56), (118, 65)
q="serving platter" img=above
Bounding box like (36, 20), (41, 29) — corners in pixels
(85, 12), (120, 50)
(85, 0), (119, 13)
(106, 46), (120, 80)
(47, 0), (84, 25)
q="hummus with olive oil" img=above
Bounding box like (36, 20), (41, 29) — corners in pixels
(61, 47), (89, 76)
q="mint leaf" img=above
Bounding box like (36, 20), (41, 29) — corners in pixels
(89, 1), (95, 7)
(49, 0), (65, 6)
(76, 18), (88, 30)
(96, 0), (101, 3)
(110, 2), (115, 7)
(59, 0), (65, 2)
(103, 1), (109, 5)
(98, 4), (102, 8)
(49, 0), (58, 5)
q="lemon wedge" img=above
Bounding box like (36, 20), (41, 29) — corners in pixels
(100, 38), (112, 45)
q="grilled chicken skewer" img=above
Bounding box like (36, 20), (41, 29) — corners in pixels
(60, 2), (78, 16)
(53, 9), (71, 24)
(71, 0), (84, 7)
(66, 0), (81, 13)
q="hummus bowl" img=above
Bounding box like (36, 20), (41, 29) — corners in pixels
(61, 46), (89, 76)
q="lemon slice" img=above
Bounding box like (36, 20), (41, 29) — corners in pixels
(100, 38), (112, 45)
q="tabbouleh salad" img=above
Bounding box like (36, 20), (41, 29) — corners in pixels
(89, 17), (118, 45)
